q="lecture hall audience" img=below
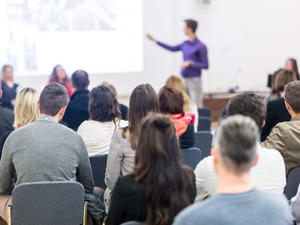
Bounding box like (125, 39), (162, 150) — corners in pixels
(0, 83), (104, 224)
(1, 61), (300, 225)
(262, 80), (300, 174)
(261, 69), (295, 141)
(104, 84), (160, 210)
(0, 65), (18, 110)
(174, 115), (293, 225)
(0, 82), (14, 141)
(194, 92), (286, 201)
(106, 114), (196, 225)
(78, 85), (121, 156)
(62, 70), (90, 131)
(158, 86), (195, 149)
(0, 88), (40, 159)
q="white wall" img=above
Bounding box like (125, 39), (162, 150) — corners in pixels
(16, 0), (300, 95)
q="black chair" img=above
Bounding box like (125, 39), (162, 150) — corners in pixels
(89, 154), (108, 189)
(198, 116), (211, 132)
(181, 147), (203, 170)
(194, 131), (213, 158)
(8, 181), (87, 225)
(284, 167), (300, 200)
(198, 107), (211, 117)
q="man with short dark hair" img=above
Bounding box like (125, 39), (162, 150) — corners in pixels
(147, 19), (209, 107)
(0, 82), (14, 146)
(194, 92), (286, 201)
(62, 70), (90, 131)
(174, 115), (293, 225)
(263, 80), (300, 174)
(0, 83), (94, 223)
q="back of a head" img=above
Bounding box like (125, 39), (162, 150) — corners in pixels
(71, 70), (89, 90)
(14, 88), (40, 128)
(101, 82), (118, 97)
(158, 86), (184, 115)
(134, 113), (192, 225)
(284, 80), (300, 114)
(275, 69), (295, 92)
(215, 115), (258, 175)
(227, 92), (265, 131)
(184, 19), (198, 33)
(126, 84), (160, 149)
(165, 75), (187, 93)
(288, 58), (299, 75)
(39, 83), (69, 116)
(89, 85), (121, 122)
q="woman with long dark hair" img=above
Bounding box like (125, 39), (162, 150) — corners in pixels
(104, 84), (160, 209)
(106, 114), (196, 225)
(48, 65), (72, 96)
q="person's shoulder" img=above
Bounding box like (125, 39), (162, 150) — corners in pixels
(0, 106), (14, 118)
(195, 156), (213, 172)
(254, 190), (289, 209)
(115, 174), (139, 196)
(259, 145), (283, 159)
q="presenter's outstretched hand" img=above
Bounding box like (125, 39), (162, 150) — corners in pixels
(146, 34), (157, 43)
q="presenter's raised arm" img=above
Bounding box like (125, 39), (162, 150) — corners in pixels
(146, 34), (182, 52)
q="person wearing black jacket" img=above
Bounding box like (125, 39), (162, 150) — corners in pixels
(62, 70), (90, 131)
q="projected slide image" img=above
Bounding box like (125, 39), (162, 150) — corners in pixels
(0, 0), (143, 75)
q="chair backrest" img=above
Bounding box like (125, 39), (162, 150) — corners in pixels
(121, 221), (142, 225)
(181, 147), (203, 170)
(89, 154), (108, 189)
(194, 131), (213, 158)
(284, 167), (300, 200)
(198, 107), (211, 117)
(11, 181), (85, 225)
(198, 116), (211, 132)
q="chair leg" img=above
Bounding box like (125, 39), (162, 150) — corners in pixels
(83, 202), (87, 225)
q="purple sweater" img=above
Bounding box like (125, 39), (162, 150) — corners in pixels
(157, 38), (209, 78)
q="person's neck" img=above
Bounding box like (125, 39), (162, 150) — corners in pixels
(188, 33), (197, 42)
(279, 91), (284, 98)
(217, 171), (253, 194)
(291, 113), (300, 119)
(40, 113), (60, 123)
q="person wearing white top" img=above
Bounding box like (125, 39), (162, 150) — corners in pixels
(194, 92), (286, 201)
(77, 85), (121, 156)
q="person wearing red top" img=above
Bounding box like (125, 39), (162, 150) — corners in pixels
(48, 65), (73, 96)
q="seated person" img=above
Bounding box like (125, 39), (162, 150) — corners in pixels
(261, 69), (295, 141)
(194, 92), (286, 201)
(262, 81), (300, 174)
(0, 65), (18, 110)
(174, 115), (293, 225)
(105, 84), (159, 210)
(78, 85), (121, 156)
(0, 88), (40, 158)
(106, 114), (196, 225)
(0, 82), (14, 142)
(158, 86), (195, 149)
(0, 83), (95, 223)
(62, 70), (90, 131)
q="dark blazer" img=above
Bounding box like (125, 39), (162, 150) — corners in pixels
(106, 171), (196, 225)
(120, 104), (128, 121)
(180, 123), (195, 149)
(0, 81), (18, 110)
(261, 98), (291, 141)
(62, 89), (90, 131)
(0, 130), (13, 160)
(0, 106), (14, 140)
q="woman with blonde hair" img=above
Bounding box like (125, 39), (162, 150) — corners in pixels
(165, 75), (198, 131)
(0, 88), (40, 158)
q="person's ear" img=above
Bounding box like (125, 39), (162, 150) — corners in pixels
(285, 101), (294, 116)
(261, 120), (266, 128)
(211, 147), (219, 173)
(59, 106), (67, 118)
(37, 100), (40, 111)
(252, 154), (259, 167)
(0, 90), (2, 99)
